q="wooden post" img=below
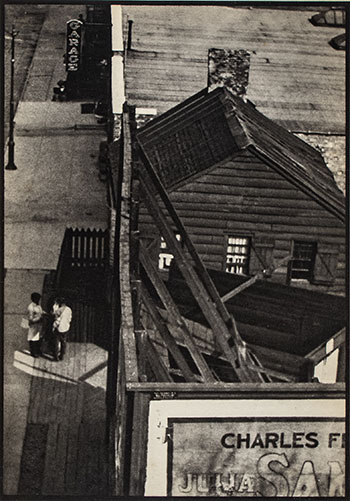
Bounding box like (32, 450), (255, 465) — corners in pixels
(128, 391), (151, 496)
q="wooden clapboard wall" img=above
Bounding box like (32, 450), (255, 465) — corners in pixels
(138, 148), (345, 295)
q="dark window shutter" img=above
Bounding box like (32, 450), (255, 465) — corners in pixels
(312, 244), (338, 285)
(249, 237), (274, 275)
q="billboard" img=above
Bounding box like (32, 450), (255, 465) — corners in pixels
(168, 417), (345, 497)
(145, 398), (345, 497)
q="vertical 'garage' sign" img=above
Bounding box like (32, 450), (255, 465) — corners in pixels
(66, 19), (82, 72)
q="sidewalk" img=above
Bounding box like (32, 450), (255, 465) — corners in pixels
(4, 5), (110, 495)
(4, 4), (108, 270)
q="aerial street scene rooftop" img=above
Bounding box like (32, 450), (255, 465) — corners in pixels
(3, 3), (346, 498)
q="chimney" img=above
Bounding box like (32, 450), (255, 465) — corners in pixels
(208, 48), (250, 97)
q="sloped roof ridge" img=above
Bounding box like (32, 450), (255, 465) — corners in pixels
(221, 88), (345, 220)
(137, 87), (209, 135)
(223, 88), (330, 171)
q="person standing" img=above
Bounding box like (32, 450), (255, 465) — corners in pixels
(27, 292), (44, 357)
(52, 297), (72, 361)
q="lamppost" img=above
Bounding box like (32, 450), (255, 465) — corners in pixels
(5, 25), (19, 171)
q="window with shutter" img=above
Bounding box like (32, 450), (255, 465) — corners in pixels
(312, 243), (339, 285)
(288, 241), (317, 283)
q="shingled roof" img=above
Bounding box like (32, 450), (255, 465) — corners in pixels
(137, 86), (345, 222)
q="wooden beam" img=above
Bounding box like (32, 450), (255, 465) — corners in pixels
(245, 362), (296, 382)
(139, 176), (258, 382)
(221, 274), (260, 303)
(139, 241), (215, 382)
(135, 330), (147, 382)
(141, 285), (198, 382)
(336, 343), (346, 382)
(306, 327), (346, 364)
(141, 330), (174, 382)
(137, 142), (239, 328)
(220, 254), (293, 303)
(120, 106), (139, 382)
(126, 381), (346, 396)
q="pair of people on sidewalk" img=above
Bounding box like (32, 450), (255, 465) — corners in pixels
(27, 293), (72, 361)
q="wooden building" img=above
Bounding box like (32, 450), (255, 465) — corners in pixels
(103, 106), (346, 497)
(136, 87), (345, 295)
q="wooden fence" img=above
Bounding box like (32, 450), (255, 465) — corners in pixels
(57, 227), (108, 277)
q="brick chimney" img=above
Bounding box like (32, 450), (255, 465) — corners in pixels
(208, 48), (250, 97)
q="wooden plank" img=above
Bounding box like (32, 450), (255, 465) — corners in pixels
(179, 184), (309, 198)
(135, 330), (147, 381)
(80, 233), (85, 267)
(42, 423), (59, 495)
(54, 423), (69, 494)
(142, 332), (174, 382)
(221, 275), (260, 303)
(114, 340), (127, 496)
(245, 362), (296, 382)
(166, 313), (309, 377)
(168, 191), (326, 208)
(221, 253), (293, 303)
(140, 242), (215, 382)
(119, 107), (139, 382)
(129, 392), (152, 496)
(169, 201), (327, 217)
(306, 327), (346, 364)
(75, 424), (88, 494)
(126, 381), (346, 396)
(336, 343), (346, 382)
(27, 367), (42, 424)
(141, 285), (198, 382)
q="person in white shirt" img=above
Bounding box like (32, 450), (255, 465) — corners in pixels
(27, 292), (45, 357)
(52, 297), (72, 361)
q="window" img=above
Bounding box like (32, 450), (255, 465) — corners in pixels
(158, 234), (181, 270)
(288, 241), (317, 282)
(225, 236), (250, 275)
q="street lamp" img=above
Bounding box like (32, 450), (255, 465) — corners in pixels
(5, 25), (19, 171)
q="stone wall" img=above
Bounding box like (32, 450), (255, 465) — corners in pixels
(295, 133), (345, 194)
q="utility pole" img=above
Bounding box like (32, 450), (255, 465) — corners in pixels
(5, 25), (19, 171)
